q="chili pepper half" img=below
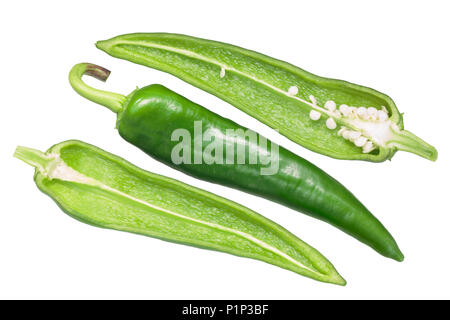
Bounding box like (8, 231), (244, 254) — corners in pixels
(14, 140), (346, 285)
(69, 63), (404, 261)
(96, 33), (437, 162)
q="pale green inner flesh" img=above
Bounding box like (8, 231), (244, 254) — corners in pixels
(35, 143), (340, 282)
(109, 35), (398, 158)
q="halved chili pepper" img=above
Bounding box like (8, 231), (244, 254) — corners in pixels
(14, 140), (346, 285)
(69, 63), (404, 261)
(96, 33), (437, 162)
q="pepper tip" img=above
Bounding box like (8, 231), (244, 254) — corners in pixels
(394, 252), (405, 262)
(95, 40), (110, 52)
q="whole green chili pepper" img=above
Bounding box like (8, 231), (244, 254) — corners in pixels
(96, 33), (437, 162)
(14, 140), (346, 285)
(69, 63), (403, 261)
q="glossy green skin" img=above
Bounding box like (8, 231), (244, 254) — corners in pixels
(14, 140), (345, 285)
(97, 33), (436, 162)
(117, 84), (403, 261)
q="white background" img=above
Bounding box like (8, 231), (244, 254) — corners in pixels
(1, 0), (449, 299)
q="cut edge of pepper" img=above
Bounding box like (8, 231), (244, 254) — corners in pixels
(15, 141), (347, 285)
(96, 34), (439, 163)
(14, 146), (53, 173)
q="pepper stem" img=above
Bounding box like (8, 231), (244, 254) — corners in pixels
(388, 129), (438, 161)
(69, 63), (126, 113)
(14, 146), (53, 172)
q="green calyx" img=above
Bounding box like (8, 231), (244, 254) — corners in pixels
(14, 146), (53, 172)
(387, 127), (438, 161)
(68, 63), (126, 114)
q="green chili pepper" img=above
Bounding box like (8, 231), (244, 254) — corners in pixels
(14, 140), (346, 285)
(69, 63), (403, 261)
(96, 33), (437, 162)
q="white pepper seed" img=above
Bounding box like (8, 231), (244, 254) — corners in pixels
(349, 131), (361, 141)
(357, 107), (368, 118)
(368, 107), (378, 120)
(309, 110), (321, 120)
(338, 127), (347, 136)
(377, 110), (388, 121)
(326, 117), (337, 130)
(368, 107), (377, 116)
(325, 101), (337, 111)
(288, 86), (298, 95)
(309, 95), (317, 105)
(354, 136), (368, 147)
(362, 141), (374, 153)
(339, 104), (350, 116)
(220, 67), (226, 78)
(349, 107), (358, 117)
